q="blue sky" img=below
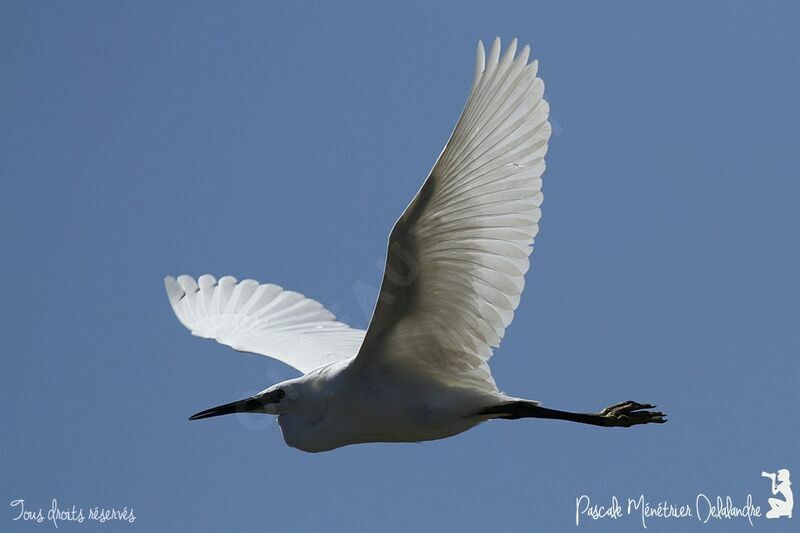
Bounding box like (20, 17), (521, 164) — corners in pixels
(2, 1), (798, 531)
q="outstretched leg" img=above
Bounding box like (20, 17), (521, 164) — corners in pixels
(480, 400), (666, 428)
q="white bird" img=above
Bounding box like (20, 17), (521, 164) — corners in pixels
(165, 37), (666, 453)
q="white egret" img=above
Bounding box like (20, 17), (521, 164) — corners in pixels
(165, 37), (666, 453)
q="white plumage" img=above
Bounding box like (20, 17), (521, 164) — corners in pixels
(354, 37), (549, 394)
(165, 274), (365, 374)
(165, 38), (665, 453)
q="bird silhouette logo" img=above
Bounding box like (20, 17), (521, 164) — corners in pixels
(762, 469), (793, 519)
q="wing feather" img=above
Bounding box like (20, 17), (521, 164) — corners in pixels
(354, 38), (551, 392)
(165, 275), (365, 374)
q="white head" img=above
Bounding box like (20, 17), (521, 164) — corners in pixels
(188, 378), (304, 420)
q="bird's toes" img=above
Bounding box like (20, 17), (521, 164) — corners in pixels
(600, 400), (666, 427)
(600, 400), (643, 416)
(600, 401), (625, 416)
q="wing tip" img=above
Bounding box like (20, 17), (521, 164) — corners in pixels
(473, 40), (486, 86)
(198, 273), (217, 288)
(487, 36), (501, 70)
(164, 275), (185, 303)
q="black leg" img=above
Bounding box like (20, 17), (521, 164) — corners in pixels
(480, 400), (666, 427)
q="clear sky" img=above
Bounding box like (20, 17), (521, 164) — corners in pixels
(2, 1), (798, 531)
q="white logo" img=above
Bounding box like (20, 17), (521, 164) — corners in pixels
(762, 468), (793, 519)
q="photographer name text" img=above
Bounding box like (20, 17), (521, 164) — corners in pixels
(576, 493), (762, 528)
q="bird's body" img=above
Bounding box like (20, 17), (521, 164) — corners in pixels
(273, 359), (498, 452)
(166, 37), (666, 452)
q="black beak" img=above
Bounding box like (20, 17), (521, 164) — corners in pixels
(189, 391), (279, 421)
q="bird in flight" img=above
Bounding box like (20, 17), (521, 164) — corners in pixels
(165, 37), (666, 453)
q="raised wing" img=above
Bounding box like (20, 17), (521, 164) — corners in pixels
(165, 274), (365, 374)
(354, 38), (551, 392)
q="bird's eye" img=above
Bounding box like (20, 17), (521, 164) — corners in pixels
(274, 389), (286, 400)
